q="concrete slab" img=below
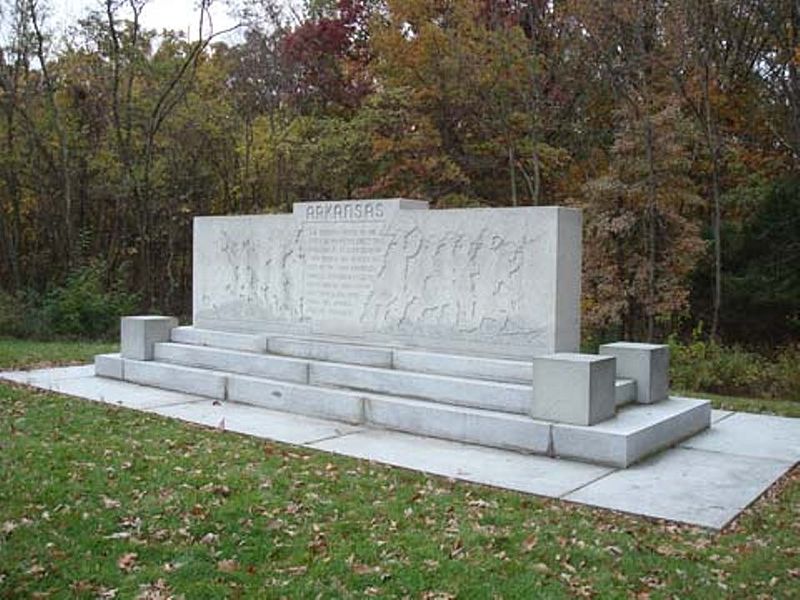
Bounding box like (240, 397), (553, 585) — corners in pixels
(711, 409), (734, 424)
(565, 447), (793, 529)
(310, 428), (613, 498)
(2, 366), (798, 529)
(150, 400), (364, 445)
(2, 372), (202, 410)
(681, 412), (800, 462)
(0, 364), (95, 384)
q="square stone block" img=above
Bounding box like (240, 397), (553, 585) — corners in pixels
(94, 353), (123, 379)
(531, 353), (616, 426)
(599, 342), (668, 404)
(121, 315), (178, 361)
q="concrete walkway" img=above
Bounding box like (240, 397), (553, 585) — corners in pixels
(2, 365), (798, 530)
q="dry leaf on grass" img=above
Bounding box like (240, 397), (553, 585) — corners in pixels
(217, 559), (238, 573)
(117, 552), (138, 572)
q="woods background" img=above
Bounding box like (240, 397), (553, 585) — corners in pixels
(0, 0), (798, 354)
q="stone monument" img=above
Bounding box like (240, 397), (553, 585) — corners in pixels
(95, 199), (710, 467)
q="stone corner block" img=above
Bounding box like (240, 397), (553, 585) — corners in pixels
(94, 353), (123, 379)
(599, 342), (669, 404)
(531, 353), (616, 426)
(121, 315), (178, 361)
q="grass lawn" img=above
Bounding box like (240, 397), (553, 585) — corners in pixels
(1, 340), (798, 598)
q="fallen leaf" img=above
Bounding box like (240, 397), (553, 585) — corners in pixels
(102, 496), (121, 509)
(200, 532), (219, 545)
(352, 563), (379, 575)
(521, 534), (538, 553)
(217, 559), (238, 573)
(117, 552), (138, 573)
(532, 562), (551, 575)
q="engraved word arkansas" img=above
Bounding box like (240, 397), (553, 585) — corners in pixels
(303, 200), (386, 222)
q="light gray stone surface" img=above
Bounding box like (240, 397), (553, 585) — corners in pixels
(309, 361), (531, 414)
(531, 353), (616, 425)
(393, 349), (532, 383)
(94, 353), (124, 379)
(123, 359), (226, 399)
(364, 395), (551, 453)
(2, 365), (797, 529)
(227, 374), (364, 424)
(711, 409), (734, 423)
(600, 342), (669, 404)
(614, 378), (636, 406)
(267, 337), (392, 367)
(151, 400), (364, 445)
(1, 364), (96, 384)
(121, 316), (178, 360)
(565, 448), (793, 529)
(311, 428), (613, 499)
(552, 396), (710, 467)
(153, 342), (308, 383)
(681, 412), (800, 462)
(170, 326), (267, 352)
(193, 200), (581, 358)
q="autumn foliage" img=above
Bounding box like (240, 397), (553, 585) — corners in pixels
(0, 0), (797, 345)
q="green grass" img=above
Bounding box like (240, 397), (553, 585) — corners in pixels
(1, 338), (799, 598)
(677, 390), (800, 419)
(0, 337), (117, 371)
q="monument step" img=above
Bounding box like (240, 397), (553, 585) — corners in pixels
(95, 354), (710, 467)
(267, 336), (393, 368)
(308, 361), (531, 414)
(154, 342), (308, 383)
(170, 326), (267, 353)
(615, 378), (636, 406)
(172, 327), (535, 381)
(154, 340), (533, 414)
(551, 396), (711, 467)
(154, 338), (637, 415)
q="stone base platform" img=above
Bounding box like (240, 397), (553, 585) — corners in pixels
(2, 364), (797, 529)
(94, 327), (709, 468)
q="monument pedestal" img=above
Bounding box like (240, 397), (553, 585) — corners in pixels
(96, 200), (710, 468)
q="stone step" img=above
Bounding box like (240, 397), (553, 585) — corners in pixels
(227, 373), (364, 424)
(309, 361), (531, 414)
(169, 327), (534, 383)
(551, 396), (711, 467)
(156, 339), (532, 414)
(392, 349), (532, 383)
(170, 326), (267, 353)
(363, 394), (550, 454)
(123, 358), (227, 399)
(154, 342), (308, 383)
(615, 378), (636, 407)
(94, 354), (710, 467)
(155, 339), (635, 416)
(267, 336), (393, 367)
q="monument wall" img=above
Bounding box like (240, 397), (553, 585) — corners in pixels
(193, 199), (581, 358)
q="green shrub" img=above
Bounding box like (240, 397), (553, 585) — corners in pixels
(0, 290), (46, 338)
(669, 334), (766, 397)
(40, 261), (139, 339)
(767, 346), (800, 401)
